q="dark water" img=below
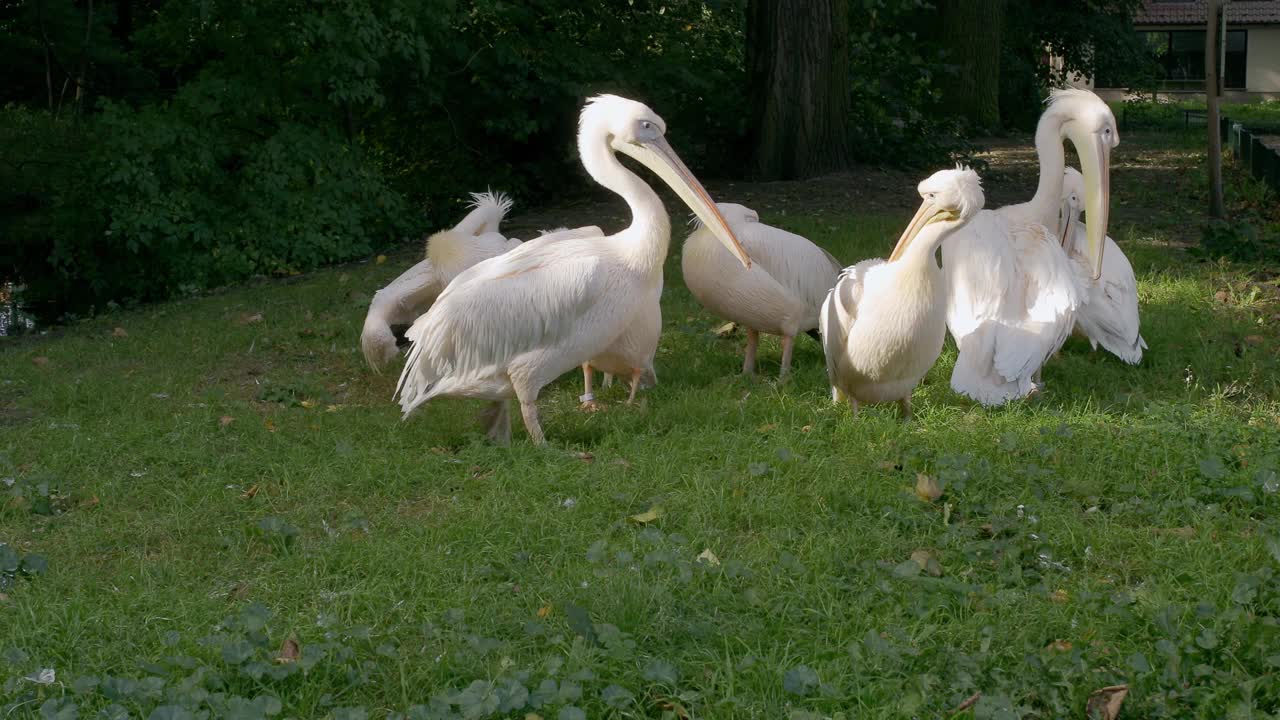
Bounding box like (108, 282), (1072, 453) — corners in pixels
(0, 282), (37, 337)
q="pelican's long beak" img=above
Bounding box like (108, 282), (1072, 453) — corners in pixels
(889, 200), (943, 262)
(1076, 134), (1111, 279)
(1058, 201), (1075, 248)
(618, 135), (752, 268)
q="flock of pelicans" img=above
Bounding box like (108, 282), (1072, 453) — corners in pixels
(359, 89), (1145, 445)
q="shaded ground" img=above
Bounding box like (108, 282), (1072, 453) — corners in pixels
(502, 131), (1210, 246)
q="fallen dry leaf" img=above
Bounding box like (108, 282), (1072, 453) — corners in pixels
(264, 419), (278, 433)
(31, 356), (49, 367)
(376, 255), (388, 265)
(1046, 639), (1073, 652)
(575, 451), (594, 462)
(219, 416), (235, 427)
(629, 505), (665, 524)
(1243, 335), (1265, 347)
(656, 699), (691, 719)
(112, 327), (128, 338)
(81, 495), (100, 509)
(325, 404), (342, 413)
(523, 714), (543, 720)
(227, 582), (251, 600)
(337, 273), (350, 285)
(537, 604), (552, 619)
(714, 321), (737, 337)
(757, 422), (777, 433)
(238, 312), (264, 325)
(909, 549), (942, 577)
(0, 593), (8, 602)
(696, 548), (721, 567)
(1049, 589), (1070, 603)
(1086, 684), (1128, 720)
(952, 693), (981, 714)
(241, 484), (259, 500)
(800, 424), (812, 433)
(877, 460), (897, 471)
(275, 638), (301, 664)
(914, 473), (942, 502)
(1214, 290), (1229, 303)
(611, 458), (631, 467)
(299, 400), (317, 409)
(1155, 526), (1196, 539)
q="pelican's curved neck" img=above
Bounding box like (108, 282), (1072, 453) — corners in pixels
(1025, 111), (1067, 225)
(580, 133), (670, 273)
(898, 222), (954, 271)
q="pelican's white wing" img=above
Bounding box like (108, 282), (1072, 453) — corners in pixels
(396, 239), (611, 414)
(944, 211), (1077, 405)
(992, 222), (1079, 383)
(739, 222), (843, 315)
(1071, 233), (1145, 363)
(820, 260), (877, 391)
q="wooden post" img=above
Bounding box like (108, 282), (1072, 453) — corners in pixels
(1206, 0), (1226, 219)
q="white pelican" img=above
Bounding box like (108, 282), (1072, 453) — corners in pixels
(578, 286), (661, 409)
(528, 226), (662, 409)
(821, 167), (984, 419)
(1059, 167), (1146, 364)
(395, 95), (749, 445)
(681, 203), (841, 378)
(943, 89), (1118, 405)
(360, 192), (519, 371)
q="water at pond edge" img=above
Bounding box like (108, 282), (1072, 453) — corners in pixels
(0, 282), (38, 337)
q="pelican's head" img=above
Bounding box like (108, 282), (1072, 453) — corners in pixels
(1058, 167), (1085, 247)
(715, 203), (760, 227)
(579, 95), (752, 268)
(889, 166), (984, 262)
(1046, 89), (1117, 279)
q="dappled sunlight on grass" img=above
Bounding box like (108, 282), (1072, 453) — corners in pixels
(2, 134), (1279, 718)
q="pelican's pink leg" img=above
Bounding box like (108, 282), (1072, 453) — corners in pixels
(520, 401), (546, 446)
(779, 334), (794, 379)
(626, 368), (642, 404)
(742, 329), (759, 376)
(898, 397), (912, 422)
(579, 363), (599, 411)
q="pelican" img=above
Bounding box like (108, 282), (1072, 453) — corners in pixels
(395, 95), (749, 445)
(1059, 167), (1146, 363)
(529, 226), (662, 409)
(943, 89), (1117, 405)
(360, 192), (519, 371)
(578, 285), (661, 409)
(682, 203), (841, 378)
(821, 167), (984, 419)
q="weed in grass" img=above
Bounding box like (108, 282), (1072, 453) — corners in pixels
(1, 133), (1279, 718)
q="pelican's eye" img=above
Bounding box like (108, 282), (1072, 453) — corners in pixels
(640, 120), (653, 130)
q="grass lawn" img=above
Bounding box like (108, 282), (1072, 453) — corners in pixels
(2, 132), (1280, 719)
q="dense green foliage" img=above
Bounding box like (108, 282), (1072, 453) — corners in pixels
(3, 133), (1280, 718)
(2, 0), (1152, 318)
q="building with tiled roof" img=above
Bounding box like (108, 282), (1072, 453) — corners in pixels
(1088, 0), (1280, 99)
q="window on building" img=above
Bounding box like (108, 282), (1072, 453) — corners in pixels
(1141, 29), (1247, 89)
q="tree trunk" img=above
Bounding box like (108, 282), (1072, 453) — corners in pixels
(1205, 0), (1226, 219)
(73, 0), (95, 115)
(934, 0), (1003, 131)
(746, 0), (851, 180)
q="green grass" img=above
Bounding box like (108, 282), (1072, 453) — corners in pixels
(3, 138), (1280, 719)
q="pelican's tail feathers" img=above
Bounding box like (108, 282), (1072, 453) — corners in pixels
(453, 189), (513, 236)
(394, 322), (445, 419)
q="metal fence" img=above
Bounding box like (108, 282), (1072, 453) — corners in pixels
(1222, 116), (1280, 193)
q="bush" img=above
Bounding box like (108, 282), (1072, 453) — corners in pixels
(2, 101), (416, 314)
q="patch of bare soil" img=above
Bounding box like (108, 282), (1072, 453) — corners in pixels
(499, 132), (1206, 245)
